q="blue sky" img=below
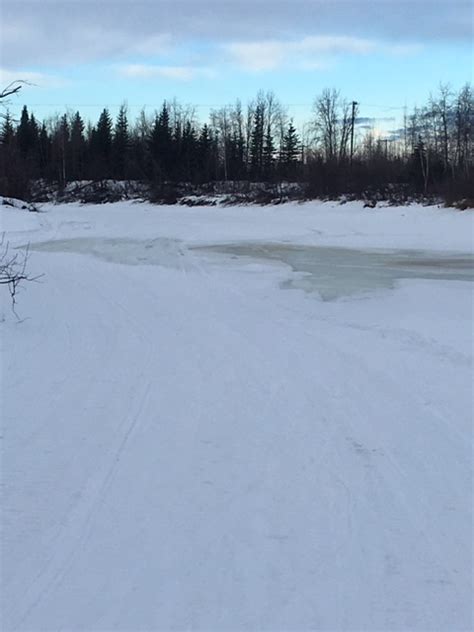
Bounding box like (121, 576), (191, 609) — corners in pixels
(1, 0), (472, 134)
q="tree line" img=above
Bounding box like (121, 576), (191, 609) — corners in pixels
(0, 84), (472, 204)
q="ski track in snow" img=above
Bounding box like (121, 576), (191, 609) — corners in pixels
(1, 201), (472, 631)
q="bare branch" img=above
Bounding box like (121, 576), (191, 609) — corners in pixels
(0, 235), (43, 319)
(0, 82), (23, 100)
(0, 81), (31, 120)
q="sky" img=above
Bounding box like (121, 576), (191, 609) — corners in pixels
(1, 0), (472, 136)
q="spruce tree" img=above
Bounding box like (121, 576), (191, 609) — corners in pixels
(250, 103), (265, 179)
(198, 124), (214, 183)
(70, 112), (86, 180)
(1, 111), (15, 146)
(28, 114), (41, 177)
(38, 123), (52, 178)
(112, 105), (129, 179)
(55, 114), (70, 185)
(29, 114), (40, 148)
(96, 109), (112, 158)
(0, 110), (25, 197)
(263, 128), (276, 180)
(280, 121), (300, 178)
(17, 106), (32, 156)
(181, 120), (198, 182)
(148, 102), (172, 182)
(89, 108), (112, 179)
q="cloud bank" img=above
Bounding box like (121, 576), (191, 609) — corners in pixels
(1, 0), (470, 70)
(118, 65), (216, 81)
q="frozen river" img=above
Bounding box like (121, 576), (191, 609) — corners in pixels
(30, 236), (474, 300)
(4, 201), (473, 631)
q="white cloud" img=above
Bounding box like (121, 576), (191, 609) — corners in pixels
(0, 68), (67, 88)
(118, 64), (216, 81)
(129, 34), (173, 56)
(224, 35), (420, 72)
(299, 35), (377, 55)
(386, 43), (423, 56)
(0, 19), (174, 69)
(71, 27), (174, 62)
(225, 42), (286, 71)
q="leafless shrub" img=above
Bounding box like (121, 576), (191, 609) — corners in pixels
(0, 234), (43, 318)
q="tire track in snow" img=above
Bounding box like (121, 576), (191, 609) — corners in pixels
(10, 271), (157, 630)
(304, 330), (469, 620)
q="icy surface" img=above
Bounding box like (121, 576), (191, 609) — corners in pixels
(30, 237), (192, 269)
(195, 242), (474, 300)
(1, 201), (473, 631)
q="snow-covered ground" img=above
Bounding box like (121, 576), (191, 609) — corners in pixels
(1, 201), (473, 631)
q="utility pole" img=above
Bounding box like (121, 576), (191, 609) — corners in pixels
(350, 101), (358, 167)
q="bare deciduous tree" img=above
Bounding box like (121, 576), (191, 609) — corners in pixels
(313, 88), (352, 164)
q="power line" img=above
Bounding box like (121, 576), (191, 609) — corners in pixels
(19, 102), (408, 110)
(358, 103), (406, 111)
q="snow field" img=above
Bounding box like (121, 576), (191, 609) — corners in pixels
(1, 200), (472, 630)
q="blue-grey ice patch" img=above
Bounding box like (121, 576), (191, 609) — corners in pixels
(28, 237), (191, 269)
(194, 242), (474, 300)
